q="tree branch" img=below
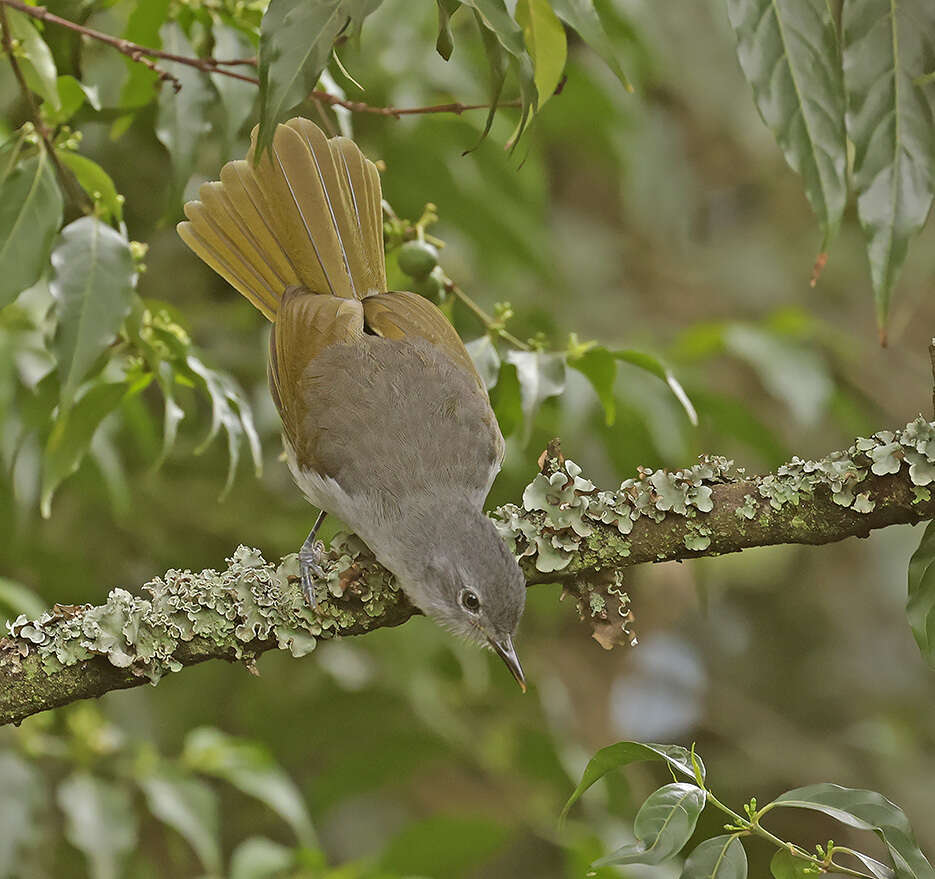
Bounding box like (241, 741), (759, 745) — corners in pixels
(4, 417), (935, 726)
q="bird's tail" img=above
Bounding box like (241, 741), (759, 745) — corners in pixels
(177, 118), (387, 320)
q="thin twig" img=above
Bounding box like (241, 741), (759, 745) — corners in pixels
(446, 281), (531, 351)
(0, 0), (523, 118)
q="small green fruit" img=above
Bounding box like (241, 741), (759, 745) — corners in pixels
(398, 240), (439, 279)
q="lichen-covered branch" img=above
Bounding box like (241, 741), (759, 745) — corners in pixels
(4, 417), (935, 726)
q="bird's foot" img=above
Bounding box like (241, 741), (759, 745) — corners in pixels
(299, 538), (326, 609)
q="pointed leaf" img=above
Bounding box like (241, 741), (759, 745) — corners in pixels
(0, 152), (62, 307)
(435, 0), (462, 60)
(550, 0), (632, 90)
(155, 23), (213, 207)
(907, 519), (935, 667)
(46, 74), (101, 126)
(516, 0), (566, 109)
(593, 782), (706, 867)
(472, 10), (509, 145)
(681, 835), (747, 879)
(561, 741), (704, 821)
(490, 359), (522, 437)
(40, 380), (130, 518)
(570, 345), (617, 425)
(505, 349), (565, 442)
(210, 25), (258, 145)
(257, 0), (351, 155)
(230, 837), (296, 879)
(140, 770), (221, 874)
(6, 11), (59, 109)
(182, 727), (316, 847)
(57, 773), (138, 879)
(726, 0), (846, 249)
(614, 349), (698, 425)
(50, 217), (136, 405)
(771, 783), (934, 879)
(58, 152), (123, 223)
(843, 0), (935, 332)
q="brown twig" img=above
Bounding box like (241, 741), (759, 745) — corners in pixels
(0, 0), (524, 119)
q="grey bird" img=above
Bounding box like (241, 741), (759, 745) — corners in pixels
(177, 118), (526, 689)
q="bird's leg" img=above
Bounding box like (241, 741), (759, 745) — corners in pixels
(299, 510), (328, 609)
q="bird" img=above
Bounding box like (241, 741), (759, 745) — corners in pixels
(177, 117), (526, 689)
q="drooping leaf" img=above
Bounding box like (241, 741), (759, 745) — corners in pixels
(50, 217), (136, 406)
(0, 151), (62, 307)
(139, 770), (222, 874)
(561, 741), (704, 821)
(466, 335), (501, 389)
(344, 0), (384, 37)
(681, 835), (747, 879)
(843, 0), (935, 333)
(40, 380), (130, 518)
(907, 519), (935, 667)
(593, 782), (706, 867)
(182, 727), (316, 847)
(472, 9), (510, 146)
(46, 74), (101, 125)
(57, 152), (123, 223)
(726, 0), (846, 249)
(257, 0), (351, 155)
(771, 783), (934, 879)
(515, 0), (567, 108)
(155, 23), (214, 207)
(210, 24), (258, 146)
(461, 0), (538, 143)
(614, 349), (698, 426)
(380, 814), (511, 878)
(490, 359), (522, 437)
(230, 837), (297, 879)
(505, 349), (565, 442)
(435, 0), (462, 60)
(550, 0), (632, 90)
(57, 773), (138, 879)
(6, 11), (59, 110)
(570, 345), (617, 425)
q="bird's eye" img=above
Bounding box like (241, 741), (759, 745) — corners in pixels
(459, 589), (481, 613)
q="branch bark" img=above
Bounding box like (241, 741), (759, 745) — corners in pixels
(3, 416), (935, 727)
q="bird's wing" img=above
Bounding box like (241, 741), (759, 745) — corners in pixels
(269, 287), (364, 458)
(362, 291), (483, 389)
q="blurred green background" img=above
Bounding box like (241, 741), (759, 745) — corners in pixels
(1, 0), (934, 876)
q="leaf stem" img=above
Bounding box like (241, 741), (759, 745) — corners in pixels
(446, 281), (531, 351)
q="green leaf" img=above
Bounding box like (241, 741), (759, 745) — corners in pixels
(593, 782), (706, 867)
(682, 835), (747, 879)
(139, 770), (221, 874)
(472, 9), (510, 145)
(46, 74), (101, 125)
(40, 380), (130, 518)
(50, 217), (136, 405)
(614, 349), (698, 426)
(515, 0), (567, 109)
(726, 0), (846, 249)
(0, 576), (46, 621)
(0, 151), (63, 307)
(210, 24), (258, 145)
(490, 359), (522, 437)
(182, 727), (316, 847)
(57, 152), (123, 223)
(770, 849), (813, 878)
(6, 11), (59, 110)
(771, 783), (934, 879)
(155, 23), (214, 207)
(118, 0), (171, 110)
(505, 349), (565, 443)
(257, 0), (351, 155)
(460, 0), (538, 143)
(230, 837), (297, 879)
(843, 0), (935, 333)
(466, 335), (501, 389)
(570, 345), (617, 425)
(550, 0), (632, 90)
(561, 741), (704, 821)
(435, 0), (462, 60)
(908, 519), (935, 667)
(380, 814), (511, 878)
(57, 773), (138, 879)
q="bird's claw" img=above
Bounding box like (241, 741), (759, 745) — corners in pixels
(299, 540), (326, 609)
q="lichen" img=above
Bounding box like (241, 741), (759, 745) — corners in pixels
(2, 543), (399, 684)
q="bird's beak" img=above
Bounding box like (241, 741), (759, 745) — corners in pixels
(490, 635), (526, 692)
